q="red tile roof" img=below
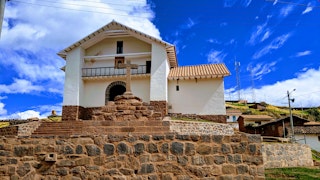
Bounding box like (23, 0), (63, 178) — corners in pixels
(168, 64), (230, 80)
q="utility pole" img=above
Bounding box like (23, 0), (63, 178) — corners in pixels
(287, 89), (296, 142)
(0, 0), (8, 39)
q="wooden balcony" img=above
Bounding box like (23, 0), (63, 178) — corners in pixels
(82, 65), (149, 77)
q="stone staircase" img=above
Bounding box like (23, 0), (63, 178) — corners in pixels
(32, 121), (84, 136)
(32, 93), (171, 136)
(31, 120), (170, 136)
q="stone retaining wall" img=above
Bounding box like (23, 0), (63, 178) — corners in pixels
(169, 113), (227, 123)
(261, 143), (314, 168)
(0, 134), (265, 179)
(17, 121), (41, 137)
(169, 120), (234, 135)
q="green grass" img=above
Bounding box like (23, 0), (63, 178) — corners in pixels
(312, 150), (320, 162)
(170, 117), (214, 123)
(265, 167), (320, 180)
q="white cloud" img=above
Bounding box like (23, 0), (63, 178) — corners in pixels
(0, 110), (40, 120)
(207, 50), (227, 63)
(2, 0), (160, 51)
(0, 0), (160, 117)
(248, 61), (277, 80)
(224, 0), (252, 7)
(226, 67), (320, 107)
(0, 79), (44, 94)
(0, 102), (63, 120)
(0, 102), (7, 115)
(295, 50), (311, 57)
(253, 33), (291, 59)
(248, 22), (272, 45)
(280, 5), (294, 17)
(302, 3), (313, 15)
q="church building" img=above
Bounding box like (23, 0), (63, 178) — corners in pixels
(58, 20), (230, 121)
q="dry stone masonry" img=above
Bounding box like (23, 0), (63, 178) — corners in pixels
(262, 143), (314, 168)
(169, 120), (234, 135)
(0, 134), (265, 179)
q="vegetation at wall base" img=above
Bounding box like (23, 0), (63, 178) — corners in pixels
(265, 167), (320, 180)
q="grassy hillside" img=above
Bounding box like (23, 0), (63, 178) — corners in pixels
(265, 167), (320, 180)
(226, 102), (319, 121)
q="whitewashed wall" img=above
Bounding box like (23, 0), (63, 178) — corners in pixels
(168, 78), (226, 115)
(84, 37), (151, 69)
(82, 78), (150, 107)
(63, 47), (84, 106)
(296, 134), (320, 151)
(150, 42), (169, 101)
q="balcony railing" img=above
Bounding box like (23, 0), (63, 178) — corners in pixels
(82, 65), (149, 77)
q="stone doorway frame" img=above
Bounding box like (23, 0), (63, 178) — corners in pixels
(105, 81), (126, 104)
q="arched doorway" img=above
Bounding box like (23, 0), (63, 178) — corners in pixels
(105, 81), (126, 104)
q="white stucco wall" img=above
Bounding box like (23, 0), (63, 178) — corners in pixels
(150, 42), (169, 101)
(82, 78), (150, 107)
(63, 47), (84, 106)
(296, 134), (320, 151)
(83, 37), (151, 69)
(86, 37), (151, 56)
(168, 78), (226, 115)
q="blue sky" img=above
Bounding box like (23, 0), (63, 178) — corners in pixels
(0, 0), (320, 119)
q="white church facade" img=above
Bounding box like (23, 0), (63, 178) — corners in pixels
(58, 20), (230, 121)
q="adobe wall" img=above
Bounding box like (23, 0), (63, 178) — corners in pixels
(261, 143), (314, 168)
(0, 134), (265, 179)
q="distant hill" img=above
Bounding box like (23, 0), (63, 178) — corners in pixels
(226, 101), (320, 121)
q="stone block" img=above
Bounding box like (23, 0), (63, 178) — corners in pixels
(185, 143), (195, 155)
(231, 142), (247, 154)
(117, 142), (129, 154)
(161, 143), (169, 154)
(17, 163), (31, 177)
(171, 142), (184, 155)
(85, 144), (101, 156)
(214, 155), (226, 165)
(139, 163), (154, 174)
(134, 143), (145, 156)
(221, 144), (231, 154)
(237, 164), (249, 174)
(75, 157), (91, 166)
(222, 164), (236, 174)
(156, 163), (182, 175)
(192, 155), (205, 165)
(196, 144), (211, 155)
(147, 143), (158, 153)
(14, 146), (34, 157)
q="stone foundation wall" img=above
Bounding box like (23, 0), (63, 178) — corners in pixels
(0, 126), (18, 136)
(261, 143), (314, 168)
(17, 121), (41, 137)
(169, 120), (234, 135)
(62, 106), (82, 121)
(0, 134), (265, 179)
(169, 113), (227, 123)
(150, 101), (167, 116)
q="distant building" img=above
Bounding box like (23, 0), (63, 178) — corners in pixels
(226, 109), (242, 129)
(237, 115), (274, 133)
(256, 116), (309, 138)
(248, 103), (267, 111)
(295, 121), (320, 151)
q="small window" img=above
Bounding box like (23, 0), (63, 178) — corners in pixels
(115, 57), (124, 68)
(117, 41), (123, 54)
(232, 116), (237, 122)
(318, 136), (320, 141)
(176, 85), (179, 91)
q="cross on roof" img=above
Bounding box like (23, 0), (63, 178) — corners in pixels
(118, 60), (138, 94)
